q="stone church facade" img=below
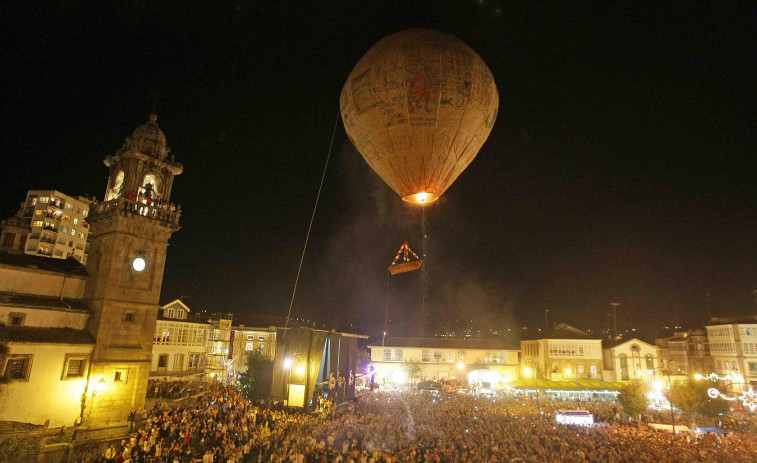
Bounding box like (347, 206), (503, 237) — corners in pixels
(0, 114), (182, 431)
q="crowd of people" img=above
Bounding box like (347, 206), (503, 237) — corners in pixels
(73, 384), (757, 463)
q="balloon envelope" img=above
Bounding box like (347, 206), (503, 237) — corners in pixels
(341, 28), (498, 205)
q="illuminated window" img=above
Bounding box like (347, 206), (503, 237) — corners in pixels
(590, 364), (598, 375)
(60, 226), (68, 233)
(62, 355), (88, 379)
(259, 335), (265, 341)
(62, 214), (71, 222)
(33, 220), (43, 227)
(66, 203), (74, 210)
(34, 210), (43, 216)
(71, 229), (76, 236)
(39, 197), (48, 203)
(3, 355), (32, 381)
(73, 218), (78, 224)
(246, 342), (254, 351)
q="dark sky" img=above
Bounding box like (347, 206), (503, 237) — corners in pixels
(1, 2), (755, 341)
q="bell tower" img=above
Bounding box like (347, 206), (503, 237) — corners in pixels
(83, 114), (183, 426)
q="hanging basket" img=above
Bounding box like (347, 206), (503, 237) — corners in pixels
(388, 242), (423, 275)
(389, 259), (423, 275)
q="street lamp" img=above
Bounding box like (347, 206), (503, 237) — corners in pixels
(652, 368), (676, 433)
(523, 367), (541, 419)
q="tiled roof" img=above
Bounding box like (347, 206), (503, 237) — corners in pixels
(0, 251), (88, 276)
(0, 291), (89, 312)
(0, 326), (95, 344)
(523, 323), (600, 340)
(370, 337), (519, 351)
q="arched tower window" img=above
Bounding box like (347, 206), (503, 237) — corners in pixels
(140, 174), (161, 200)
(106, 170), (124, 201)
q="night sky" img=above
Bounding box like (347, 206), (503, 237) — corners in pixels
(2, 2), (755, 341)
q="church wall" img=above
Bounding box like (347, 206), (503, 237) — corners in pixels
(0, 343), (93, 428)
(0, 266), (87, 298)
(83, 361), (150, 425)
(0, 306), (88, 329)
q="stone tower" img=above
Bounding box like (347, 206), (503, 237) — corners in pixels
(83, 114), (182, 426)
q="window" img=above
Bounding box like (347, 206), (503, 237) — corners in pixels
(422, 349), (431, 362)
(62, 355), (88, 379)
(1, 233), (15, 247)
(54, 249), (63, 257)
(71, 229), (76, 236)
(189, 354), (200, 369)
(3, 355), (32, 381)
(173, 354), (184, 371)
(246, 342), (254, 351)
(259, 335), (265, 341)
(114, 369), (128, 382)
(749, 362), (757, 373)
(66, 203), (74, 210)
(60, 226), (68, 233)
(125, 313), (135, 323)
(166, 308), (175, 318)
(382, 348), (403, 362)
(176, 311), (185, 320)
(35, 210), (44, 216)
(257, 343), (265, 353)
(62, 214), (71, 222)
(577, 363), (584, 374)
(38, 197), (47, 204)
(646, 355), (654, 370)
(157, 354), (168, 368)
(247, 334), (254, 341)
(33, 220), (44, 227)
(590, 364), (598, 375)
(8, 313), (26, 326)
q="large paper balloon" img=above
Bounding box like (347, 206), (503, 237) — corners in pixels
(341, 28), (498, 205)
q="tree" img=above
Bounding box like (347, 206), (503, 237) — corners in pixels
(238, 350), (273, 403)
(402, 360), (421, 384)
(618, 380), (649, 424)
(671, 377), (730, 424)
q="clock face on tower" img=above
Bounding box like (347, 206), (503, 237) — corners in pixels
(132, 257), (146, 272)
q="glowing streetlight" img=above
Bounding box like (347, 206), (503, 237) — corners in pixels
(283, 357), (293, 369)
(457, 362), (465, 370)
(295, 364), (306, 376)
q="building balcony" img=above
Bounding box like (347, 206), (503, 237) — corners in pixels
(90, 196), (181, 227)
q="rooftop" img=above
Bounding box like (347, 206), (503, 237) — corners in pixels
(0, 326), (95, 344)
(0, 251), (88, 276)
(0, 291), (89, 312)
(370, 337), (519, 351)
(522, 323), (600, 341)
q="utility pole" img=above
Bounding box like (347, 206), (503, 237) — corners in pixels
(706, 292), (712, 321)
(544, 309), (550, 333)
(610, 302), (620, 339)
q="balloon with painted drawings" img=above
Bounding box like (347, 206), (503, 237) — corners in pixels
(341, 28), (499, 205)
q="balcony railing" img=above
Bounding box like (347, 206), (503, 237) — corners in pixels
(90, 196), (181, 227)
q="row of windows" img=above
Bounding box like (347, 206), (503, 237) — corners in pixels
(709, 327), (732, 340)
(154, 326), (209, 345)
(711, 342), (736, 354)
(523, 343), (540, 356)
(741, 327), (756, 337)
(164, 308), (186, 319)
(2, 354), (89, 382)
(155, 353), (201, 371)
(743, 343), (757, 355)
(383, 348), (403, 362)
(29, 196), (88, 216)
(547, 341), (601, 358)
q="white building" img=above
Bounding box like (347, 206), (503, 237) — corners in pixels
(706, 316), (757, 390)
(602, 338), (661, 382)
(520, 324), (603, 381)
(0, 190), (92, 264)
(0, 252), (94, 428)
(368, 337), (520, 387)
(151, 300), (211, 379)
